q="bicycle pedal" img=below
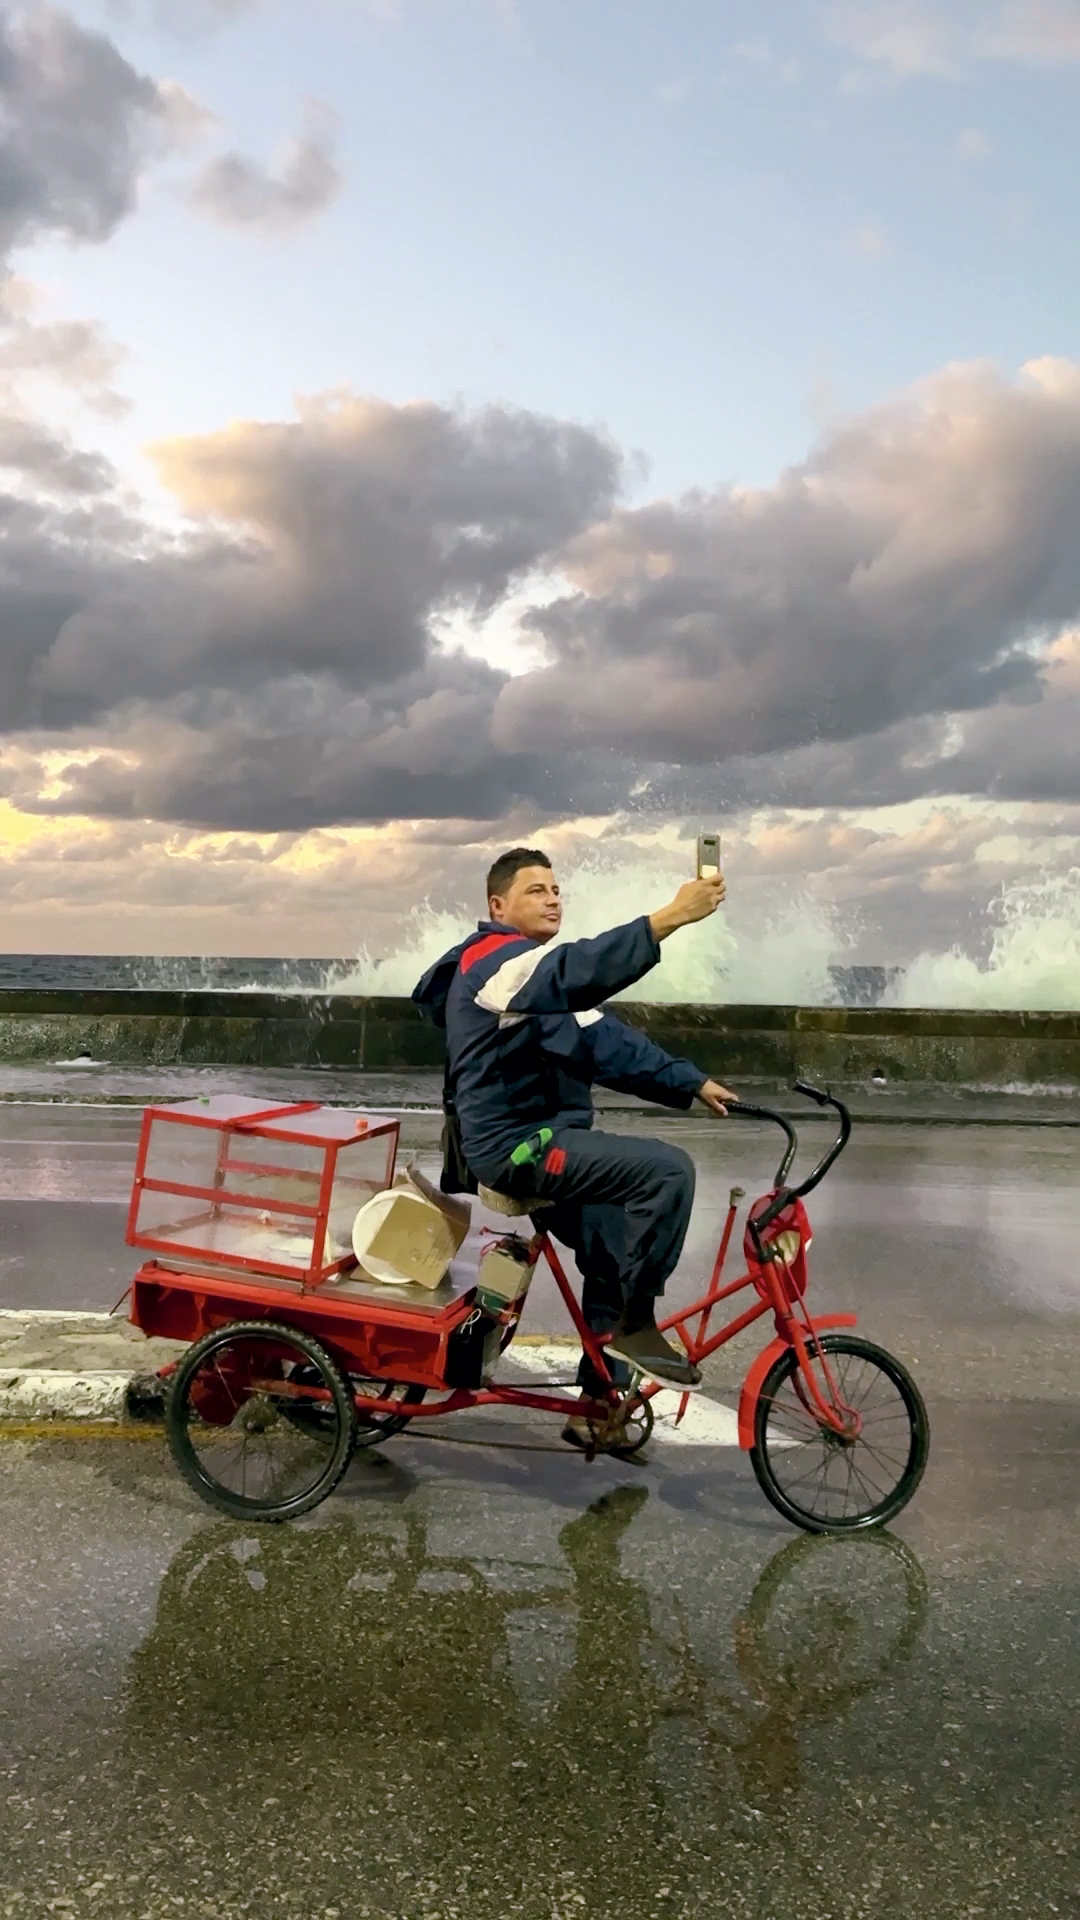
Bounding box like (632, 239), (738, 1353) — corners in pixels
(626, 1363), (704, 1394)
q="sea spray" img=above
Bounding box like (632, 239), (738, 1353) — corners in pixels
(327, 853), (845, 1005)
(890, 871), (1080, 1010)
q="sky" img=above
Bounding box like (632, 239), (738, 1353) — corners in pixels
(1, 0), (1079, 990)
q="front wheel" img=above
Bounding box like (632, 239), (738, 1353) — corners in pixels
(749, 1334), (929, 1534)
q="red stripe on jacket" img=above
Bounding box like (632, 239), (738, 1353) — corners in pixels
(459, 932), (526, 974)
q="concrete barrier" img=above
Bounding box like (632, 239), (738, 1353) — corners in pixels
(0, 990), (1077, 1085)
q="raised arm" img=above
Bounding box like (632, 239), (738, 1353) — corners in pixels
(476, 874), (729, 1020)
(475, 918), (660, 1018)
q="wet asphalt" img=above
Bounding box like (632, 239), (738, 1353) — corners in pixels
(1, 1083), (1079, 1915)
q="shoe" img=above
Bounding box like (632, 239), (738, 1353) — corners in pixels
(560, 1413), (639, 1455)
(561, 1416), (595, 1451)
(605, 1319), (702, 1390)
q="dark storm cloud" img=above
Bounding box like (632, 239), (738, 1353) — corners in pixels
(7, 665), (636, 831)
(493, 360), (1080, 777)
(189, 105), (341, 233)
(0, 392), (628, 825)
(0, 3), (195, 253)
(4, 360), (1080, 830)
(4, 394), (622, 726)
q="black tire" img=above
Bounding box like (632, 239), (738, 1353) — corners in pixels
(749, 1334), (929, 1534)
(282, 1365), (426, 1448)
(165, 1320), (357, 1522)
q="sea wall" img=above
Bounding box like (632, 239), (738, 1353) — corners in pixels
(0, 990), (1077, 1085)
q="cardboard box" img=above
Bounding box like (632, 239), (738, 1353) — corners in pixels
(351, 1166), (470, 1290)
(475, 1236), (534, 1316)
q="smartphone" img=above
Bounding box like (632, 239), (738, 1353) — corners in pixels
(696, 832), (722, 879)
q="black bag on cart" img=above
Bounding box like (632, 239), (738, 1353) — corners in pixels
(440, 1064), (478, 1197)
(443, 1307), (489, 1388)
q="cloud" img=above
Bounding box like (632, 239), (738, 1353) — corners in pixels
(0, 390), (625, 824)
(0, 274), (128, 415)
(0, 3), (202, 254)
(3, 361), (1080, 834)
(0, 411), (117, 492)
(825, 2), (958, 75)
(27, 392), (621, 718)
(103, 0), (263, 29)
(189, 102), (342, 234)
(824, 1), (1080, 74)
(986, 1), (1080, 62)
(493, 359), (1080, 782)
(4, 660), (638, 831)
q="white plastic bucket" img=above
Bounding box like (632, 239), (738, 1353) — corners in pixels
(350, 1186), (463, 1288)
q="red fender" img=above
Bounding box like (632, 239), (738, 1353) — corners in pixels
(737, 1314), (858, 1450)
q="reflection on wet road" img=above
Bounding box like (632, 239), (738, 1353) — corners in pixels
(1, 1419), (1077, 1918)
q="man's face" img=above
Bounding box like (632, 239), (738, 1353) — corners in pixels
(489, 864), (563, 942)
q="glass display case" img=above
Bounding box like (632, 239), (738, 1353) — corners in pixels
(126, 1096), (399, 1287)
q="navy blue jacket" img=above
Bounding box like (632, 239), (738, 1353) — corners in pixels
(412, 916), (707, 1175)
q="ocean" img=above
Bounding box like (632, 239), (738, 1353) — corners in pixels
(0, 956), (899, 1003)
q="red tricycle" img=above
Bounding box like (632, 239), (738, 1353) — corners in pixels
(126, 1082), (929, 1534)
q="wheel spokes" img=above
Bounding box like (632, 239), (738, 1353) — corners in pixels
(763, 1351), (912, 1522)
(182, 1335), (344, 1509)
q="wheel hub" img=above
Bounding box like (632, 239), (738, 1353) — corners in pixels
(239, 1395), (280, 1435)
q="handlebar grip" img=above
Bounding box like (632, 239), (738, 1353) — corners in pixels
(792, 1080), (830, 1106)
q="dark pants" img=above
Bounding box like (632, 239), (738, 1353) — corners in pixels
(476, 1129), (696, 1396)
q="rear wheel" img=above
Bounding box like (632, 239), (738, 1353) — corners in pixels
(165, 1321), (357, 1522)
(749, 1334), (929, 1534)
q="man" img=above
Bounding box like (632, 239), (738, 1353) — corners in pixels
(412, 848), (735, 1428)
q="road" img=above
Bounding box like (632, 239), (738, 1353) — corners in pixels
(0, 1083), (1079, 1913)
(1, 1371), (1078, 1918)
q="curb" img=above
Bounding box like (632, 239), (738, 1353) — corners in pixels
(0, 1370), (166, 1424)
(0, 1309), (178, 1425)
(0, 1316), (580, 1427)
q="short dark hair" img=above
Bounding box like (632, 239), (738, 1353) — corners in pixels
(486, 847), (552, 902)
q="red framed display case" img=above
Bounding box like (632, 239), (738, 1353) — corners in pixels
(126, 1096), (400, 1286)
(126, 1096), (478, 1390)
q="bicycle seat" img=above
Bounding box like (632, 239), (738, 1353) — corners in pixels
(478, 1184), (554, 1217)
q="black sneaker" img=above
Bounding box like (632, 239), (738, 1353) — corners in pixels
(561, 1416), (596, 1452)
(605, 1320), (702, 1391)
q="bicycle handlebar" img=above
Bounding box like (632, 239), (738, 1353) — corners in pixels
(724, 1101), (798, 1187)
(726, 1082), (852, 1234)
